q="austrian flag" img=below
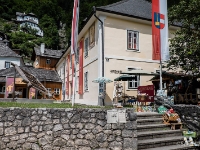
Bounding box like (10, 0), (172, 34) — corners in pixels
(152, 0), (169, 61)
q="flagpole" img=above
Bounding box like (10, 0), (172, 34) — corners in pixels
(71, 0), (79, 107)
(159, 59), (162, 91)
(72, 54), (77, 107)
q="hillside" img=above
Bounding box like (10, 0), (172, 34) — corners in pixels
(0, 0), (179, 58)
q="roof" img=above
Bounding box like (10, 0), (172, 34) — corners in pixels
(97, 0), (152, 21)
(16, 12), (25, 16)
(34, 46), (65, 58)
(0, 66), (62, 82)
(150, 72), (193, 81)
(0, 43), (21, 57)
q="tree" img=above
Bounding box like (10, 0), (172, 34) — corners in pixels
(165, 0), (200, 76)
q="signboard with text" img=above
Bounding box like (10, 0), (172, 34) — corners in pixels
(5, 77), (14, 98)
(137, 85), (154, 102)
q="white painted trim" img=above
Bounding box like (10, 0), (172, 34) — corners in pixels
(105, 55), (160, 63)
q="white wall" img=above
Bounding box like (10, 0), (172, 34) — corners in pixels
(0, 57), (21, 70)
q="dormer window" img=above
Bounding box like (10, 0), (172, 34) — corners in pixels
(5, 62), (10, 68)
(46, 59), (51, 64)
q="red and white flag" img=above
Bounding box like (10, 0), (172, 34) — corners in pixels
(71, 0), (79, 55)
(152, 0), (169, 61)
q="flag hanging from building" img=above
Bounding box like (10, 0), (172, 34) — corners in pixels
(71, 0), (80, 55)
(152, 0), (169, 61)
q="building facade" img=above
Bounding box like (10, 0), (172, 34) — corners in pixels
(56, 0), (178, 105)
(15, 12), (43, 37)
(0, 42), (24, 70)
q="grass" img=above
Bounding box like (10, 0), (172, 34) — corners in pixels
(0, 102), (111, 109)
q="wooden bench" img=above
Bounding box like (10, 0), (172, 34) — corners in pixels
(170, 123), (183, 130)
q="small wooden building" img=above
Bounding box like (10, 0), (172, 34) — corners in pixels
(0, 66), (62, 100)
(32, 44), (65, 70)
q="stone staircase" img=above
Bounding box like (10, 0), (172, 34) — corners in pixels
(137, 112), (198, 150)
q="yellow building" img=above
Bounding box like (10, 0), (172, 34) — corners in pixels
(56, 0), (178, 105)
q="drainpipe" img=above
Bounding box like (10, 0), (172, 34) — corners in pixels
(93, 6), (104, 77)
(93, 6), (105, 106)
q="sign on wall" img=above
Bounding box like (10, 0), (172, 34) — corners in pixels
(29, 88), (36, 99)
(107, 109), (126, 124)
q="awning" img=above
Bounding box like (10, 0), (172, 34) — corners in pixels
(114, 75), (136, 81)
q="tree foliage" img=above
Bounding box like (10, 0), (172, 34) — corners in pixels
(166, 0), (200, 76)
(0, 0), (180, 58)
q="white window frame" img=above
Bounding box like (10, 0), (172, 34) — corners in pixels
(128, 75), (140, 89)
(127, 67), (141, 89)
(47, 88), (51, 93)
(46, 59), (51, 64)
(54, 88), (60, 95)
(5, 61), (10, 68)
(127, 30), (139, 51)
(84, 72), (88, 91)
(84, 37), (89, 58)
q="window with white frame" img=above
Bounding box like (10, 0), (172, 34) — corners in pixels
(46, 59), (51, 64)
(84, 72), (88, 91)
(127, 67), (140, 89)
(5, 61), (10, 68)
(84, 37), (89, 58)
(0, 85), (5, 93)
(54, 88), (60, 95)
(128, 75), (140, 89)
(127, 30), (139, 50)
(47, 88), (51, 93)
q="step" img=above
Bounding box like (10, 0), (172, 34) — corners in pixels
(137, 118), (163, 125)
(136, 112), (163, 119)
(138, 136), (184, 149)
(143, 144), (199, 150)
(138, 129), (183, 140)
(137, 123), (171, 132)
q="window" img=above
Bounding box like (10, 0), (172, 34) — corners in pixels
(54, 88), (60, 95)
(46, 59), (51, 64)
(47, 88), (51, 93)
(84, 37), (89, 57)
(127, 30), (139, 50)
(5, 62), (10, 68)
(84, 72), (88, 91)
(76, 47), (79, 64)
(0, 85), (5, 93)
(128, 75), (140, 89)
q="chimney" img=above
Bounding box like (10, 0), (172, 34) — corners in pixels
(40, 43), (45, 54)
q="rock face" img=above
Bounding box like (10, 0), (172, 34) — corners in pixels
(0, 108), (137, 149)
(173, 105), (200, 131)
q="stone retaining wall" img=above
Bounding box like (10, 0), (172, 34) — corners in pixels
(0, 108), (137, 150)
(173, 105), (200, 132)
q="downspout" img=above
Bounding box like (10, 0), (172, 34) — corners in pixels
(93, 6), (104, 77)
(93, 6), (105, 106)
